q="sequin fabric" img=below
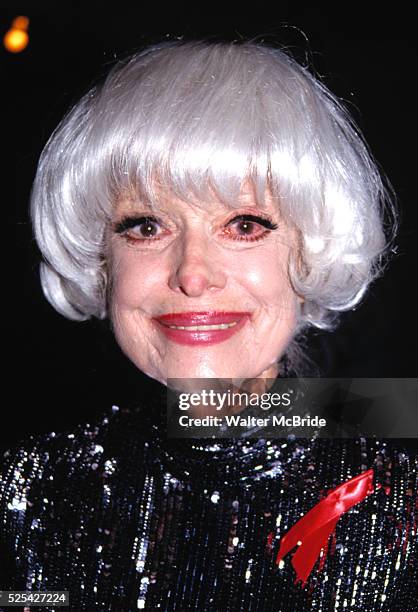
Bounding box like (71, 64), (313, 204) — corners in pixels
(0, 390), (417, 611)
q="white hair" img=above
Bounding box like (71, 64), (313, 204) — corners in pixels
(30, 40), (395, 343)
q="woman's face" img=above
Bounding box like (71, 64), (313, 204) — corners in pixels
(108, 183), (301, 386)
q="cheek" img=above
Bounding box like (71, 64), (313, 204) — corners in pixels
(108, 252), (159, 355)
(109, 250), (162, 311)
(241, 248), (299, 361)
(108, 254), (166, 377)
(242, 248), (296, 312)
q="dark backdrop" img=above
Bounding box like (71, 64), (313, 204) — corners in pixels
(5, 2), (417, 446)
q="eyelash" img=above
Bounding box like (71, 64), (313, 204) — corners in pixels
(113, 214), (278, 245)
(114, 216), (166, 244)
(222, 215), (278, 242)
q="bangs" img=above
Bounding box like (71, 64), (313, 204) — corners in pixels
(84, 41), (319, 215)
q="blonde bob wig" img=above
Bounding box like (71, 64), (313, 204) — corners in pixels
(30, 40), (395, 344)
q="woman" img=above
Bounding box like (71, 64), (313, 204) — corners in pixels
(1, 40), (416, 611)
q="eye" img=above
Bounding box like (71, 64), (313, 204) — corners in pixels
(113, 216), (165, 242)
(222, 214), (278, 242)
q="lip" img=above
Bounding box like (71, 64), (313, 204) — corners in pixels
(153, 311), (251, 346)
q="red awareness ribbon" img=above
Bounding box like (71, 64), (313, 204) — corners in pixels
(275, 468), (377, 587)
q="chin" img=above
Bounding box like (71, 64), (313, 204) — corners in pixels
(159, 360), (269, 388)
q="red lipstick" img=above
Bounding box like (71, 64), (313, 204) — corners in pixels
(153, 311), (250, 346)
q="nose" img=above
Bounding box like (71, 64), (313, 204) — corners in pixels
(168, 229), (227, 297)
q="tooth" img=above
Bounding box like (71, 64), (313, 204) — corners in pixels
(168, 322), (238, 331)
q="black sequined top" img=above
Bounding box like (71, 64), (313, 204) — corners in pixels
(0, 386), (417, 612)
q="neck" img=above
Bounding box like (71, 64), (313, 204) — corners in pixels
(185, 363), (280, 417)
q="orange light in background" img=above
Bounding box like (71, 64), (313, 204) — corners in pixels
(4, 15), (30, 53)
(12, 16), (30, 30)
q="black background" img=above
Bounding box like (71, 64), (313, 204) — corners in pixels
(5, 2), (417, 446)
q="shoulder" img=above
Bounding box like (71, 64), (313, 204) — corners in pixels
(0, 404), (148, 535)
(0, 403), (152, 592)
(374, 439), (417, 483)
(376, 440), (417, 510)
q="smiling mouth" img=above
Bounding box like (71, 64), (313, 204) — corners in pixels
(153, 312), (250, 346)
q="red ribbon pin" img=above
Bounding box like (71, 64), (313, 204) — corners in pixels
(275, 468), (377, 587)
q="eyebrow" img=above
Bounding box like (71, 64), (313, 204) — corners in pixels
(114, 193), (272, 218)
(113, 199), (157, 222)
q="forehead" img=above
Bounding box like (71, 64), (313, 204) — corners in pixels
(113, 179), (281, 216)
